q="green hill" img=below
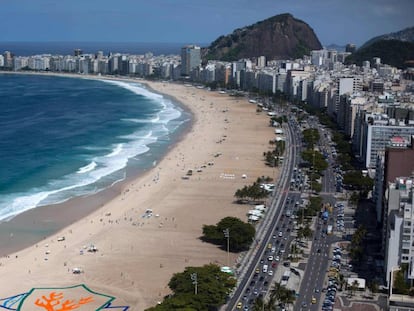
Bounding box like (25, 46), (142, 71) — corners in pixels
(345, 39), (414, 69)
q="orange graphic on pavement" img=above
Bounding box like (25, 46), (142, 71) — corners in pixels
(34, 291), (93, 311)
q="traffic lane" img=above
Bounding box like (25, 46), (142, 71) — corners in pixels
(227, 121), (299, 309)
(235, 194), (292, 308)
(294, 223), (331, 311)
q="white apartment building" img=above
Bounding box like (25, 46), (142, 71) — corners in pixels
(359, 112), (414, 168)
(337, 93), (367, 138)
(329, 76), (363, 118)
(384, 177), (414, 288)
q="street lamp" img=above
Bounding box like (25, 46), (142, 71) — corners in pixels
(223, 228), (230, 267)
(191, 272), (198, 295)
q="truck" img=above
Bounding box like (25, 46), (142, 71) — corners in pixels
(327, 225), (333, 235)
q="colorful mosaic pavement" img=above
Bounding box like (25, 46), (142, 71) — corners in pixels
(0, 284), (129, 310)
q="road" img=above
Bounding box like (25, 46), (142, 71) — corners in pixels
(225, 115), (302, 311)
(226, 112), (343, 311)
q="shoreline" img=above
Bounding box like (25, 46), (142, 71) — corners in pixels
(0, 72), (193, 257)
(0, 72), (278, 310)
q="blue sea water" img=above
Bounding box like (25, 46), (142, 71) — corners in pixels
(0, 41), (207, 56)
(0, 74), (190, 221)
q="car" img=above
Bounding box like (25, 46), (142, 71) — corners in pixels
(236, 302), (242, 309)
(311, 297), (317, 304)
(253, 289), (258, 296)
(260, 259), (264, 264)
(317, 248), (321, 253)
(272, 262), (277, 268)
(271, 246), (276, 253)
(272, 235), (277, 239)
(268, 255), (274, 261)
(283, 261), (290, 267)
(275, 256), (280, 261)
(255, 268), (260, 274)
(268, 270), (273, 276)
(267, 243), (272, 249)
(243, 307), (249, 311)
(278, 231), (283, 237)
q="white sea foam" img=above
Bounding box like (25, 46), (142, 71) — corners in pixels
(105, 144), (123, 158)
(77, 161), (97, 174)
(0, 79), (185, 221)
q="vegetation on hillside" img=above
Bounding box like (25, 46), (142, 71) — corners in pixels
(345, 39), (414, 69)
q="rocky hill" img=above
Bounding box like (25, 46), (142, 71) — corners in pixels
(204, 13), (322, 61)
(360, 26), (414, 49)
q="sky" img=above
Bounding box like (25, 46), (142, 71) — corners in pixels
(1, 0), (413, 47)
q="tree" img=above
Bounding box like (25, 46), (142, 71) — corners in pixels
(202, 217), (256, 252)
(338, 273), (346, 291)
(234, 183), (269, 203)
(343, 171), (374, 193)
(269, 283), (295, 308)
(302, 128), (320, 148)
(349, 225), (367, 263)
(146, 264), (236, 311)
(349, 280), (360, 297)
(393, 269), (410, 295)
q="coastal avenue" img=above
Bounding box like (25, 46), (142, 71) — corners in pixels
(225, 113), (301, 310)
(226, 111), (341, 311)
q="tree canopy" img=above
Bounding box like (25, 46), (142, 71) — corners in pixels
(202, 217), (256, 252)
(145, 264), (236, 311)
(234, 182), (270, 203)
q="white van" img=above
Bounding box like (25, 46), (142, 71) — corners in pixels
(262, 264), (268, 273)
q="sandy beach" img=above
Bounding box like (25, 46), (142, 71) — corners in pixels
(0, 77), (278, 310)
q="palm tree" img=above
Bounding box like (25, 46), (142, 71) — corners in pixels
(290, 243), (300, 261)
(269, 283), (295, 309)
(251, 296), (277, 311)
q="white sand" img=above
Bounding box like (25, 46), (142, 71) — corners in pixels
(0, 79), (278, 310)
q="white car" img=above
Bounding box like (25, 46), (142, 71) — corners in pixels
(275, 256), (280, 261)
(268, 270), (273, 276)
(268, 255), (274, 261)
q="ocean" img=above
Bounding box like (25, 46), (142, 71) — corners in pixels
(0, 41), (207, 56)
(0, 73), (190, 221)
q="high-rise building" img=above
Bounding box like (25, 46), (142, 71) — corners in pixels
(384, 177), (414, 289)
(345, 43), (356, 53)
(74, 49), (83, 57)
(3, 51), (13, 68)
(257, 56), (266, 68)
(181, 45), (201, 76)
(357, 112), (414, 168)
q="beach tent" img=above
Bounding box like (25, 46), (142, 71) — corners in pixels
(248, 210), (263, 217)
(255, 205), (266, 211)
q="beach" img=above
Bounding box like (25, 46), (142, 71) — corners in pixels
(0, 78), (278, 310)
